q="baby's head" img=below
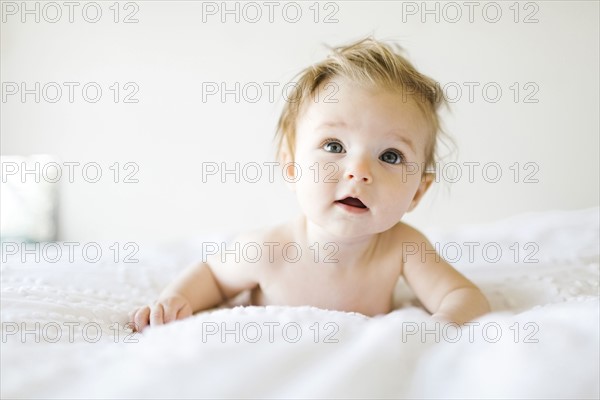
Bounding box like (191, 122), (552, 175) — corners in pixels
(276, 37), (446, 173)
(275, 38), (448, 237)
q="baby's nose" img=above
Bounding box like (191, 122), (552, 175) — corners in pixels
(344, 159), (372, 184)
(345, 172), (372, 183)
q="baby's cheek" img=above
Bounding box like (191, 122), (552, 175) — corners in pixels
(295, 175), (323, 206)
(382, 186), (414, 215)
(380, 201), (409, 223)
(399, 173), (424, 194)
(300, 157), (337, 183)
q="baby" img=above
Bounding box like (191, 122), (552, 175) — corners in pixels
(131, 38), (490, 331)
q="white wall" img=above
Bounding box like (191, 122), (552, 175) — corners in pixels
(2, 1), (598, 244)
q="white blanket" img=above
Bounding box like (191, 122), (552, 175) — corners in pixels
(1, 208), (599, 399)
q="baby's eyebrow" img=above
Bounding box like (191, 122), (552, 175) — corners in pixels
(387, 131), (416, 154)
(316, 121), (347, 130)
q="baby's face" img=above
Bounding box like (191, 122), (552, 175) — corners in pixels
(289, 77), (432, 238)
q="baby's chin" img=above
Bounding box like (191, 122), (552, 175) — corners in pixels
(309, 217), (393, 240)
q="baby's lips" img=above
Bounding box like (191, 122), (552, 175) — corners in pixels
(336, 196), (368, 209)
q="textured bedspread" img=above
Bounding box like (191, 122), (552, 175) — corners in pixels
(1, 208), (598, 399)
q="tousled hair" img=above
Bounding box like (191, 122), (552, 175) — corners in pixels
(275, 37), (449, 173)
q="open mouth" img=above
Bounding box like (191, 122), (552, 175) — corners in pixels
(335, 197), (368, 209)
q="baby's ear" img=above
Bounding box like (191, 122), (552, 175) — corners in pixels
(407, 173), (434, 212)
(278, 147), (297, 192)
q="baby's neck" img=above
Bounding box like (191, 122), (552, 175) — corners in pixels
(300, 216), (379, 267)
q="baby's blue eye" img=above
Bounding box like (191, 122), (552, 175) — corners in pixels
(323, 141), (344, 153)
(380, 150), (403, 164)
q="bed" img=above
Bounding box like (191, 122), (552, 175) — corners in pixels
(1, 207), (598, 399)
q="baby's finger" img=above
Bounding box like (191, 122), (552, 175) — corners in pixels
(133, 306), (150, 332)
(176, 304), (192, 320)
(149, 303), (165, 326)
(162, 301), (179, 324)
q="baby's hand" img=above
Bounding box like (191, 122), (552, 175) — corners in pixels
(130, 294), (193, 332)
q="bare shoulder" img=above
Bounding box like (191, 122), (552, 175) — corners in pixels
(230, 217), (299, 248)
(220, 216), (302, 271)
(385, 221), (438, 276)
(205, 218), (300, 299)
(390, 221), (432, 248)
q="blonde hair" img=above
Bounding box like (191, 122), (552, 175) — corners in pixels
(275, 37), (448, 173)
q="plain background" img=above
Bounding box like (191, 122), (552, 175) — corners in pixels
(1, 1), (599, 243)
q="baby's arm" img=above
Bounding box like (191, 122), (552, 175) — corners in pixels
(130, 235), (260, 331)
(400, 225), (490, 324)
(130, 263), (224, 331)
